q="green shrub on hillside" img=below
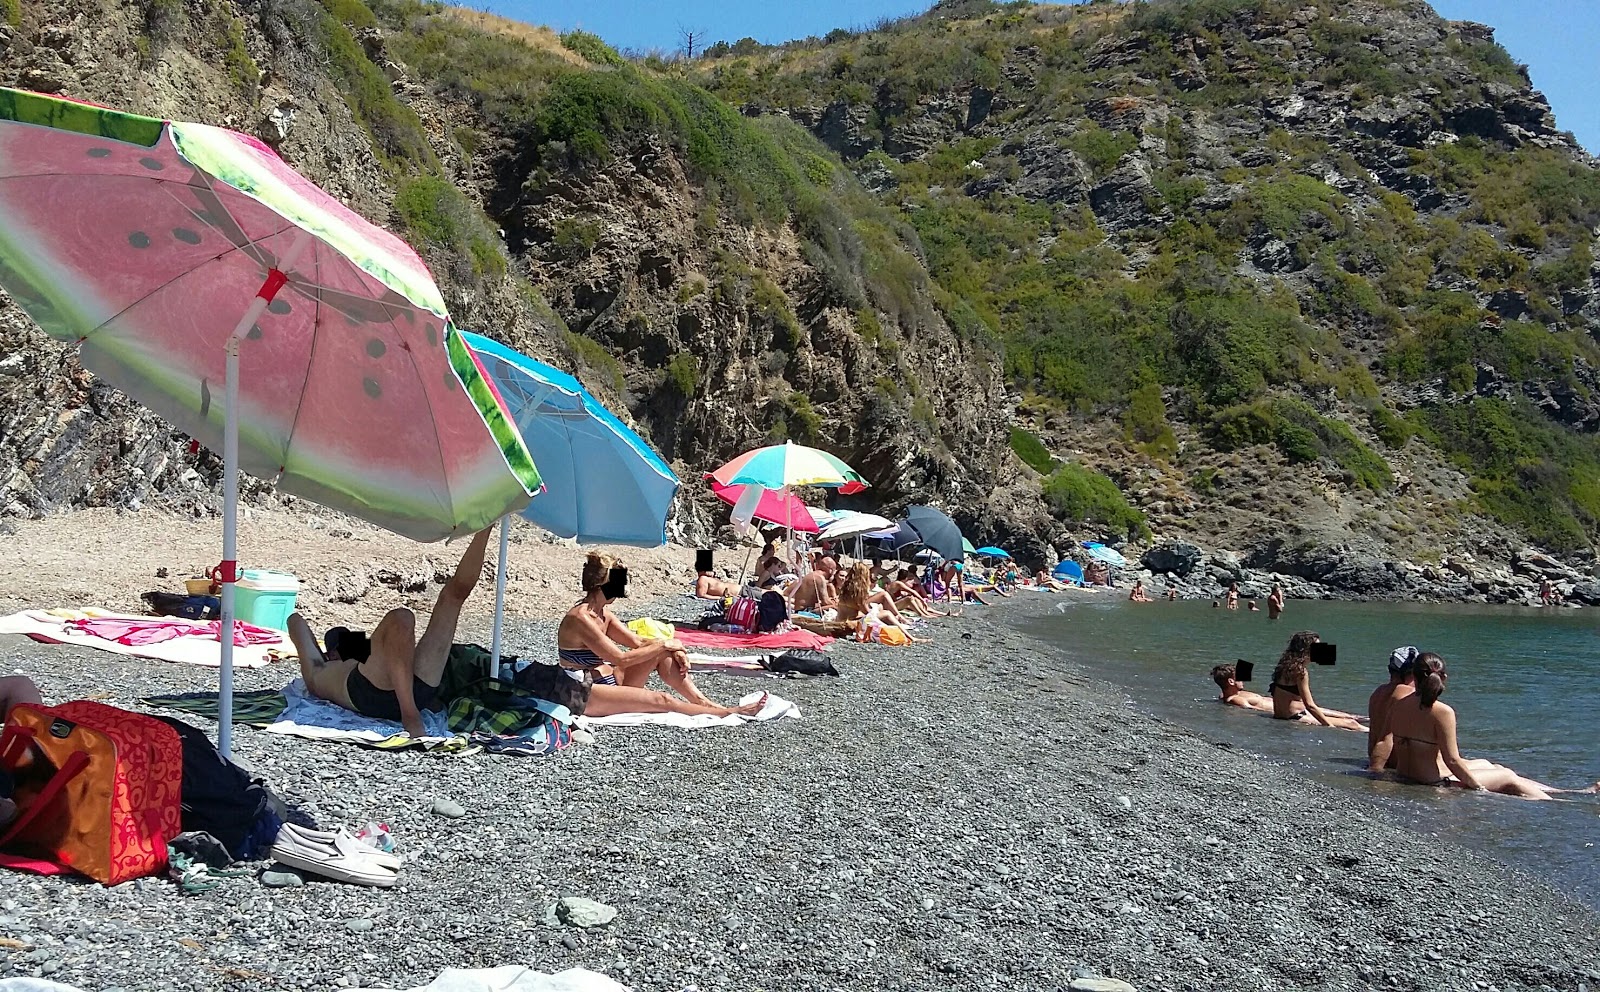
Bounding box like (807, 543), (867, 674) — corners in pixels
(1416, 398), (1600, 551)
(1009, 427), (1055, 474)
(1209, 398), (1391, 490)
(393, 175), (507, 278)
(560, 30), (624, 66)
(1065, 122), (1137, 178)
(1042, 463), (1149, 541)
(665, 353), (700, 398)
(316, 0), (434, 168)
(1123, 382), (1178, 458)
(564, 331), (625, 394)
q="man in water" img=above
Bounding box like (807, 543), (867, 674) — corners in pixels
(790, 556), (839, 614)
(1210, 663), (1366, 729)
(1366, 645), (1418, 770)
(1166, 586), (1178, 601)
(1268, 583), (1285, 620)
(288, 528), (494, 738)
(1129, 579), (1151, 602)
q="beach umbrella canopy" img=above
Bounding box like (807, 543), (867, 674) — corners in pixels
(464, 332), (677, 546)
(708, 479), (819, 533)
(1082, 542), (1128, 568)
(962, 537), (977, 555)
(710, 441), (868, 491)
(462, 332), (677, 669)
(820, 512), (896, 541)
(900, 505), (967, 562)
(0, 88), (542, 755)
(975, 546), (1011, 558)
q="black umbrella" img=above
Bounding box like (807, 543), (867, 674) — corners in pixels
(900, 505), (966, 562)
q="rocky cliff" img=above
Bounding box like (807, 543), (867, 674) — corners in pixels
(699, 0), (1600, 596)
(0, 0), (1015, 551)
(5, 0), (1600, 600)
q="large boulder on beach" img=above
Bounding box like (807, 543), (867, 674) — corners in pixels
(1567, 581), (1600, 605)
(1141, 542), (1202, 577)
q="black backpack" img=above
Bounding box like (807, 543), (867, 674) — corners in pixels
(756, 591), (789, 633)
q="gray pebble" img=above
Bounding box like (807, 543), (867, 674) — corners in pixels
(345, 918), (374, 933)
(431, 797), (466, 819)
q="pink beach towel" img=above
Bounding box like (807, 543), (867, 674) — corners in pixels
(673, 629), (833, 651)
(66, 617), (283, 647)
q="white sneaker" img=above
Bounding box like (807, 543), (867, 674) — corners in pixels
(269, 829), (400, 888)
(277, 822), (402, 869)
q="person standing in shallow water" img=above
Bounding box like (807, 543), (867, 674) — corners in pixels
(1268, 583), (1285, 620)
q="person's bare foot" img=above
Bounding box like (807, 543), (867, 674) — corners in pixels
(731, 692), (769, 717)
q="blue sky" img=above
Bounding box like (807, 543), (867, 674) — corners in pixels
(487, 1), (1598, 151)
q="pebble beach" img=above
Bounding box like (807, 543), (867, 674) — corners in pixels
(2, 590), (1598, 992)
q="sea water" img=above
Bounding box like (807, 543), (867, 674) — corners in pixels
(1019, 596), (1600, 907)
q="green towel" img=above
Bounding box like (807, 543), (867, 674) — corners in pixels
(141, 689), (288, 726)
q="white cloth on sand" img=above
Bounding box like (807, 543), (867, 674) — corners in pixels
(577, 690), (799, 730)
(352, 966), (629, 992)
(263, 678), (455, 743)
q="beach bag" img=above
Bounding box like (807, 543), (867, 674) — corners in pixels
(756, 592), (789, 633)
(151, 715), (280, 861)
(0, 701), (182, 885)
(764, 649), (839, 676)
(725, 596), (760, 634)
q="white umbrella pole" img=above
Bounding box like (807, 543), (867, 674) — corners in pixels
(490, 514), (510, 677)
(220, 232), (311, 759)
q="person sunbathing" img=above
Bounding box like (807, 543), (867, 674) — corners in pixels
(837, 564), (925, 643)
(288, 527), (496, 738)
(1267, 631), (1367, 732)
(1129, 580), (1151, 602)
(754, 556), (791, 590)
(943, 562), (992, 606)
(1366, 645), (1418, 767)
(1375, 653), (1599, 799)
(694, 568), (739, 600)
(790, 556), (839, 614)
(533, 553), (764, 719)
(887, 567), (948, 617)
(1211, 663), (1364, 726)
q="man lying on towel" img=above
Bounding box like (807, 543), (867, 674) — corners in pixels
(287, 528), (494, 738)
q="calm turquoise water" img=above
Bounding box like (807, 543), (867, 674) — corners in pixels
(1018, 596), (1600, 907)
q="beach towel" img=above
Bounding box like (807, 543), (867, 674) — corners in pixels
(673, 628), (833, 651)
(352, 965), (629, 992)
(576, 691), (799, 730)
(626, 618), (676, 640)
(0, 609), (286, 669)
(144, 680), (568, 756)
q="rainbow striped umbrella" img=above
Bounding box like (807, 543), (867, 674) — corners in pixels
(710, 441), (867, 491)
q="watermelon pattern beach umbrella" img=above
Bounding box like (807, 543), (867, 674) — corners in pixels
(0, 88), (542, 754)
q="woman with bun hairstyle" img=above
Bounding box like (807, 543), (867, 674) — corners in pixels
(1381, 653), (1598, 799)
(531, 553), (765, 719)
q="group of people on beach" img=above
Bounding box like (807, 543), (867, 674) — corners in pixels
(1212, 632), (1599, 800)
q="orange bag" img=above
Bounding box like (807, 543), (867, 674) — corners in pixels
(0, 701), (182, 885)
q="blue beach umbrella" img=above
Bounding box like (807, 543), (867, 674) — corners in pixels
(975, 546), (1010, 558)
(464, 332), (680, 666)
(1082, 542), (1128, 568)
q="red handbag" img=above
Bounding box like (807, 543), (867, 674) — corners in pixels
(0, 701), (182, 885)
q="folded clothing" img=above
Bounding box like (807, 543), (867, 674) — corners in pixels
(673, 628), (833, 651)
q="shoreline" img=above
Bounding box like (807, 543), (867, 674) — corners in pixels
(2, 584), (1597, 990)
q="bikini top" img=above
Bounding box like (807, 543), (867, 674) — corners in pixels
(557, 647), (606, 671)
(1268, 681), (1302, 699)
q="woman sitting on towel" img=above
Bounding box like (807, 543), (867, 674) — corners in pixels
(536, 553), (765, 720)
(887, 568), (948, 618)
(836, 563), (925, 642)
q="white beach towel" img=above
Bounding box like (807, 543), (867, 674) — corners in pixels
(260, 678), (456, 744)
(577, 691), (799, 730)
(353, 966), (629, 992)
(0, 609), (282, 669)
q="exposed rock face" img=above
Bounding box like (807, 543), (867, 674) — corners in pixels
(1141, 542), (1203, 578)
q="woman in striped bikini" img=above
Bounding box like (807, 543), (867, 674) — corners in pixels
(538, 553), (766, 719)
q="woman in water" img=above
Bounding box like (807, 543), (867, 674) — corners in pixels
(1269, 631), (1366, 732)
(538, 553), (765, 719)
(1378, 653), (1598, 799)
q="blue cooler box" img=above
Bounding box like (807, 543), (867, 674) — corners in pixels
(235, 569), (300, 630)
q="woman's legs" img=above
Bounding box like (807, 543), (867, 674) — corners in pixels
(585, 683), (765, 718)
(611, 649), (761, 714)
